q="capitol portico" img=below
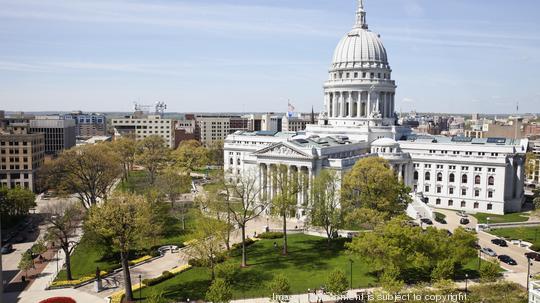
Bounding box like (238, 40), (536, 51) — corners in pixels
(223, 0), (527, 218)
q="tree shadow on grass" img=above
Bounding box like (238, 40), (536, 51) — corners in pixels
(161, 279), (212, 301)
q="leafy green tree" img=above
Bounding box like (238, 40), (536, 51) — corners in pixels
(206, 278), (233, 303)
(207, 140), (224, 167)
(136, 135), (170, 184)
(111, 136), (138, 181)
(431, 258), (455, 281)
(326, 269), (349, 297)
(173, 139), (209, 173)
(31, 240), (48, 260)
(156, 168), (191, 209)
(44, 200), (83, 280)
(526, 152), (538, 181)
(18, 252), (34, 279)
(85, 193), (156, 302)
(267, 274), (290, 302)
(39, 143), (122, 209)
(198, 177), (233, 250)
(271, 164), (299, 255)
(0, 187), (36, 227)
(308, 169), (343, 244)
(341, 157), (411, 222)
(188, 215), (228, 280)
(479, 260), (501, 283)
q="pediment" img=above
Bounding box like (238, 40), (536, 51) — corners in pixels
(254, 143), (313, 159)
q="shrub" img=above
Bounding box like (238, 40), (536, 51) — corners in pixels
(188, 253), (226, 267)
(256, 232), (284, 239)
(231, 238), (256, 250)
(215, 262), (240, 283)
(325, 269), (348, 296)
(531, 244), (540, 252)
(267, 274), (290, 299)
(480, 261), (501, 283)
(142, 271), (174, 286)
(206, 278), (232, 303)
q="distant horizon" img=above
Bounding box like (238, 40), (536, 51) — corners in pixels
(1, 0), (539, 114)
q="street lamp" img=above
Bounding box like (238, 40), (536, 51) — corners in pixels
(139, 274), (142, 301)
(465, 274), (468, 293)
(349, 259), (354, 290)
(477, 240), (481, 270)
(486, 217), (491, 229)
(307, 288), (311, 303)
(528, 257), (533, 292)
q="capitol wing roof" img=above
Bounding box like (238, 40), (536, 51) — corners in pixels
(253, 142), (315, 160)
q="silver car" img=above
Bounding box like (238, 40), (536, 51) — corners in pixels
(481, 247), (497, 257)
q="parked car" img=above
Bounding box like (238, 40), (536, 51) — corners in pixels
(525, 252), (540, 261)
(481, 247), (497, 257)
(420, 218), (433, 225)
(460, 218), (470, 225)
(491, 238), (508, 247)
(1, 244), (13, 254)
(457, 211), (468, 217)
(498, 255), (517, 265)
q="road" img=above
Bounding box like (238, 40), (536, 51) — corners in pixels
(425, 209), (539, 287)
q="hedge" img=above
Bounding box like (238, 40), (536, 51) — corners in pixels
(256, 232), (284, 239)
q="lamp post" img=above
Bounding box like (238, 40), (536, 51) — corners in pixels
(349, 259), (354, 290)
(486, 217), (491, 229)
(527, 257), (533, 292)
(139, 274), (142, 301)
(307, 288), (311, 303)
(477, 241), (481, 270)
(465, 274), (468, 293)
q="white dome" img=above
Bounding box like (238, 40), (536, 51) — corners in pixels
(332, 28), (388, 69)
(372, 137), (398, 147)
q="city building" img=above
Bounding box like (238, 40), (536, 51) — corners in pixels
(29, 116), (76, 156)
(223, 0), (527, 218)
(528, 139), (540, 185)
(282, 112), (317, 132)
(111, 113), (175, 148)
(0, 124), (45, 191)
(174, 114), (197, 148)
(63, 111), (107, 138)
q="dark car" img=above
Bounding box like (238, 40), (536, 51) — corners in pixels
(460, 218), (470, 225)
(498, 255), (517, 265)
(420, 218), (433, 225)
(491, 238), (508, 247)
(525, 252), (540, 261)
(1, 244), (13, 254)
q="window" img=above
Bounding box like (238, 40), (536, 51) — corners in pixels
(488, 176), (494, 186)
(462, 174), (468, 183)
(425, 172), (431, 181)
(414, 171), (419, 181)
(475, 189), (480, 197)
(229, 158), (233, 165)
(437, 173), (443, 182)
(449, 173), (455, 183)
(436, 199), (441, 205)
(449, 187), (454, 195)
(475, 175), (481, 185)
(461, 201), (466, 208)
(474, 202), (479, 209)
(448, 200), (454, 206)
(425, 185), (430, 192)
(462, 188), (467, 195)
(488, 191), (493, 198)
(437, 186), (442, 193)
(487, 203), (493, 210)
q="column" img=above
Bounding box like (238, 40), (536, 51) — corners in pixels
(340, 92), (346, 117)
(357, 91), (362, 117)
(391, 93), (395, 117)
(367, 91), (371, 117)
(333, 93), (339, 118)
(398, 164), (403, 182)
(375, 92), (380, 114)
(348, 92), (353, 118)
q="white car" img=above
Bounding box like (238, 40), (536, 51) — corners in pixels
(457, 211), (468, 218)
(481, 247), (497, 257)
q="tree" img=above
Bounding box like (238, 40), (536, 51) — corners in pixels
(111, 136), (137, 181)
(267, 274), (290, 302)
(228, 170), (268, 267)
(172, 139), (209, 173)
(188, 216), (227, 280)
(206, 278), (233, 303)
(326, 269), (348, 297)
(479, 260), (501, 283)
(0, 187), (36, 227)
(431, 258), (455, 281)
(136, 135), (170, 184)
(346, 216), (477, 284)
(18, 252), (34, 279)
(207, 140), (224, 167)
(271, 164), (300, 255)
(215, 262), (239, 284)
(197, 183), (233, 250)
(526, 152), (538, 180)
(44, 200), (83, 280)
(39, 144), (122, 209)
(31, 240), (48, 261)
(85, 193), (155, 302)
(156, 168), (191, 209)
(308, 169), (343, 245)
(341, 157), (411, 222)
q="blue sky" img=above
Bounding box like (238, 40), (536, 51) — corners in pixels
(0, 0), (539, 114)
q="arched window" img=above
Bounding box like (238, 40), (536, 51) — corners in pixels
(449, 173), (455, 183)
(488, 176), (494, 186)
(462, 174), (468, 184)
(414, 171), (419, 181)
(437, 173), (443, 182)
(425, 172), (431, 181)
(475, 175), (481, 185)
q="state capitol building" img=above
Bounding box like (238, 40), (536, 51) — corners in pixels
(224, 0), (527, 217)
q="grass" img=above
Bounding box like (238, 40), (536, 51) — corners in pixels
(472, 212), (529, 224)
(139, 234), (484, 302)
(490, 226), (540, 247)
(116, 170), (153, 194)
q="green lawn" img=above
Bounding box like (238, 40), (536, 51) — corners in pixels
(472, 212), (529, 224)
(116, 170), (153, 194)
(490, 226), (540, 247)
(139, 234), (484, 302)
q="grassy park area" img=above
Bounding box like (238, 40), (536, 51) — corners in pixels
(138, 233), (484, 302)
(472, 212), (529, 224)
(490, 226), (540, 247)
(116, 170), (154, 194)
